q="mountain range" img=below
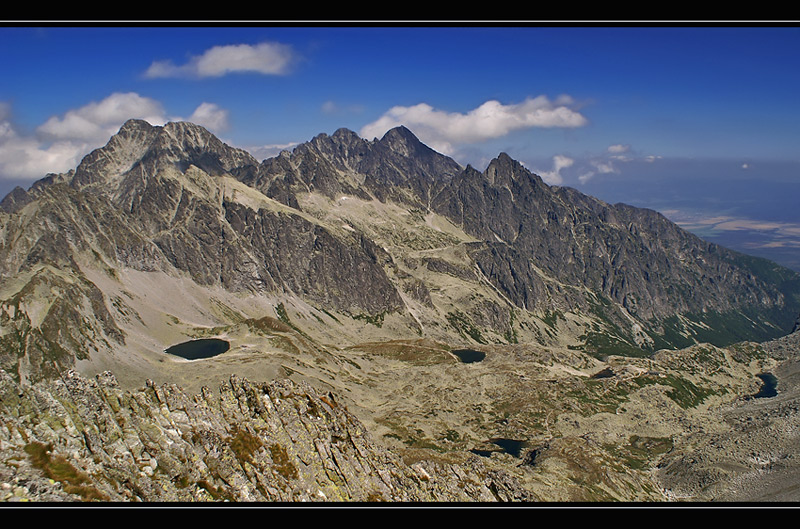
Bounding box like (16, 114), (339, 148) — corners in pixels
(1, 119), (798, 385)
(1, 119), (799, 502)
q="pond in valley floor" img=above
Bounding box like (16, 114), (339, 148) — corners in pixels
(591, 367), (615, 379)
(452, 349), (486, 363)
(470, 438), (528, 458)
(165, 338), (230, 360)
(752, 372), (778, 399)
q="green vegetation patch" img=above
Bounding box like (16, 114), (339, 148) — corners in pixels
(727, 341), (768, 363)
(579, 331), (648, 359)
(275, 303), (292, 326)
(446, 310), (486, 344)
(652, 307), (796, 351)
(625, 372), (718, 409)
(604, 435), (674, 471)
(659, 374), (718, 409)
(273, 303), (313, 340)
(504, 309), (519, 344)
(565, 379), (638, 415)
(576, 295), (650, 359)
(352, 311), (386, 328)
(348, 340), (454, 366)
(541, 310), (564, 329)
(245, 316), (293, 335)
(564, 369), (718, 416)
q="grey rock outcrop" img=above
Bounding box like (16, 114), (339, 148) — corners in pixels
(0, 368), (530, 502)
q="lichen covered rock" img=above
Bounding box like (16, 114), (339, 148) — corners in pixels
(0, 368), (529, 502)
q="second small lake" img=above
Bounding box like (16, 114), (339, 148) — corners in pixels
(470, 438), (528, 458)
(452, 349), (486, 363)
(165, 338), (230, 360)
(752, 372), (778, 399)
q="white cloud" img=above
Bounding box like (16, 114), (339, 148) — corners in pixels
(574, 145), (665, 185)
(608, 145), (633, 162)
(246, 142), (299, 161)
(578, 157), (630, 184)
(187, 102), (230, 133)
(321, 101), (338, 114)
(321, 100), (365, 116)
(0, 130), (86, 181)
(607, 143), (630, 154)
(37, 92), (168, 144)
(592, 160), (618, 174)
(0, 93), (230, 181)
(537, 154), (574, 186)
(360, 96), (588, 155)
(145, 41), (296, 79)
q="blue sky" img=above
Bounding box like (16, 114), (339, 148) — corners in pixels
(2, 24), (800, 269)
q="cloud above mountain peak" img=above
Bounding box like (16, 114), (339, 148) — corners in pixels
(360, 96), (587, 156)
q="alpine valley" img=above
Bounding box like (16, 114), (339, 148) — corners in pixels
(2, 119), (800, 503)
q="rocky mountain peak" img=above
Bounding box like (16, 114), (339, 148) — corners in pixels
(331, 127), (362, 143)
(377, 125), (436, 158)
(378, 124), (417, 142)
(119, 117), (156, 135)
(68, 119), (258, 194)
(0, 185), (33, 213)
(149, 121), (258, 175)
(70, 119), (161, 189)
(251, 124), (463, 206)
(484, 152), (544, 189)
(305, 127), (369, 168)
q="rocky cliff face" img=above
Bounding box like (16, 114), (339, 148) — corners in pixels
(246, 124), (800, 350)
(434, 154), (792, 323)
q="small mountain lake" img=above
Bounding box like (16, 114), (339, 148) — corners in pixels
(752, 372), (778, 399)
(452, 349), (486, 363)
(165, 338), (230, 360)
(471, 438), (528, 458)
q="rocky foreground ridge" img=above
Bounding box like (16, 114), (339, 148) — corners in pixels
(0, 367), (531, 502)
